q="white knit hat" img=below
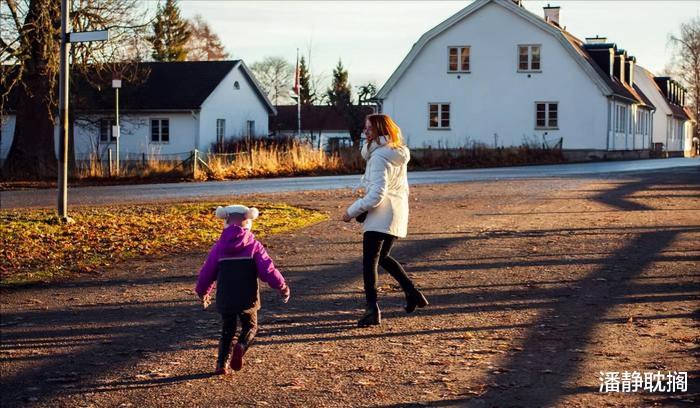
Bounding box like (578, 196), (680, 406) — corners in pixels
(215, 205), (260, 221)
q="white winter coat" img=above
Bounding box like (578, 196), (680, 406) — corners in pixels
(346, 139), (411, 238)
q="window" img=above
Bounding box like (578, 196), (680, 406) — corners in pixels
(428, 103), (450, 129)
(536, 102), (558, 129)
(99, 118), (116, 142)
(216, 119), (226, 145)
(246, 120), (255, 137)
(233, 81), (240, 90)
(615, 105), (627, 133)
(448, 46), (470, 72)
(151, 119), (170, 143)
(519, 45), (541, 71)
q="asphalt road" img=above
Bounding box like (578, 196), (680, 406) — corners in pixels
(1, 157), (698, 209)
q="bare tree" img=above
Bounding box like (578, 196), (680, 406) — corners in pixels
(186, 14), (229, 61)
(670, 16), (700, 136)
(250, 56), (293, 105)
(0, 0), (151, 179)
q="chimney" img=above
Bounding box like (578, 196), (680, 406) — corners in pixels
(543, 4), (561, 26)
(614, 49), (627, 84)
(584, 43), (616, 77)
(654, 77), (670, 99)
(672, 82), (679, 105)
(585, 35), (608, 44)
(625, 56), (635, 87)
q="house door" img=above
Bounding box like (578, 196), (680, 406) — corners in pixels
(246, 120), (255, 138)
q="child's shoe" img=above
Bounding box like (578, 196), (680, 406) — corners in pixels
(215, 365), (230, 375)
(231, 343), (247, 371)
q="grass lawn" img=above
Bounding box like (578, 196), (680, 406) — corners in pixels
(0, 202), (327, 286)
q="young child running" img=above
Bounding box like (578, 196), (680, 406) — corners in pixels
(195, 204), (290, 375)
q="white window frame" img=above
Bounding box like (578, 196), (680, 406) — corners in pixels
(150, 118), (170, 144)
(518, 44), (542, 72)
(216, 119), (226, 145)
(535, 102), (558, 130)
(447, 46), (470, 73)
(428, 103), (451, 130)
(614, 104), (627, 133)
(99, 118), (117, 143)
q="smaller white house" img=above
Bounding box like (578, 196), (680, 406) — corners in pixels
(634, 66), (696, 157)
(0, 60), (275, 163)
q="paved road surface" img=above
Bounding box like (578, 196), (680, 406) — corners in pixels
(1, 157), (698, 209)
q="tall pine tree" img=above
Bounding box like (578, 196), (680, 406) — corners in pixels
(298, 56), (315, 105)
(149, 0), (191, 62)
(327, 59), (363, 146)
(327, 59), (352, 108)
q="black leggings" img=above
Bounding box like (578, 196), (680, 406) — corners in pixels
(217, 308), (257, 367)
(363, 231), (415, 305)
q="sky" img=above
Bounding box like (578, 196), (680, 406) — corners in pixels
(175, 1), (700, 91)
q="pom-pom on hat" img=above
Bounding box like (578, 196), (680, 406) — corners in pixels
(215, 205), (260, 221)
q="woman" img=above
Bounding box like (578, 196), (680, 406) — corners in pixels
(343, 114), (428, 327)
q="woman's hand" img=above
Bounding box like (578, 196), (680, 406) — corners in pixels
(342, 212), (353, 223)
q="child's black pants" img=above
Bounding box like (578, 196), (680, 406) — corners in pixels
(217, 308), (257, 367)
(362, 231), (416, 306)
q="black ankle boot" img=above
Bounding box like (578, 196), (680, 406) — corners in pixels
(216, 338), (233, 370)
(405, 289), (429, 313)
(357, 303), (381, 327)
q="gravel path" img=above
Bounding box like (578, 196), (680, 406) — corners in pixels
(1, 168), (698, 407)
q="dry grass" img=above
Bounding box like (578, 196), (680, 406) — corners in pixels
(206, 140), (352, 179)
(75, 153), (183, 180)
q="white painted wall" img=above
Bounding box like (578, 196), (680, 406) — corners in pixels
(199, 64), (271, 152)
(381, 1), (609, 150)
(634, 65), (693, 155)
(73, 112), (197, 161)
(1, 112), (197, 162)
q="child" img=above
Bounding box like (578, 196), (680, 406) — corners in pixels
(195, 204), (290, 375)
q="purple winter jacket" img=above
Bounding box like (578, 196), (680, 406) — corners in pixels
(195, 225), (285, 297)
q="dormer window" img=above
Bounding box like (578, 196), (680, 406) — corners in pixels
(519, 45), (541, 72)
(233, 81), (240, 90)
(448, 46), (470, 72)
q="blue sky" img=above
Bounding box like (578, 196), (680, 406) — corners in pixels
(177, 1), (699, 90)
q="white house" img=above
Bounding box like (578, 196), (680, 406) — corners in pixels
(375, 0), (656, 160)
(1, 60), (276, 163)
(634, 66), (696, 157)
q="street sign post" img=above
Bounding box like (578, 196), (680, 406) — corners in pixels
(57, 0), (109, 221)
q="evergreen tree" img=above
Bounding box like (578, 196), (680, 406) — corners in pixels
(149, 0), (191, 62)
(298, 56), (315, 105)
(327, 59), (352, 108)
(327, 59), (363, 146)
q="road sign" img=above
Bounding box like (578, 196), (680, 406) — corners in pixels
(69, 30), (109, 43)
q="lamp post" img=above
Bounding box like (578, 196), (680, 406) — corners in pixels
(57, 0), (109, 221)
(112, 74), (122, 175)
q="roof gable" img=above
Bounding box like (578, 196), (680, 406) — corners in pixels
(377, 0), (614, 100)
(76, 61), (239, 111)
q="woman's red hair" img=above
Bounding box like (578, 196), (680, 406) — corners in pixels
(366, 114), (403, 147)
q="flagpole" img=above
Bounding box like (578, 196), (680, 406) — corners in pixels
(296, 48), (301, 140)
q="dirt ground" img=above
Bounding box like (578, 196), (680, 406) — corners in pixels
(1, 168), (698, 407)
